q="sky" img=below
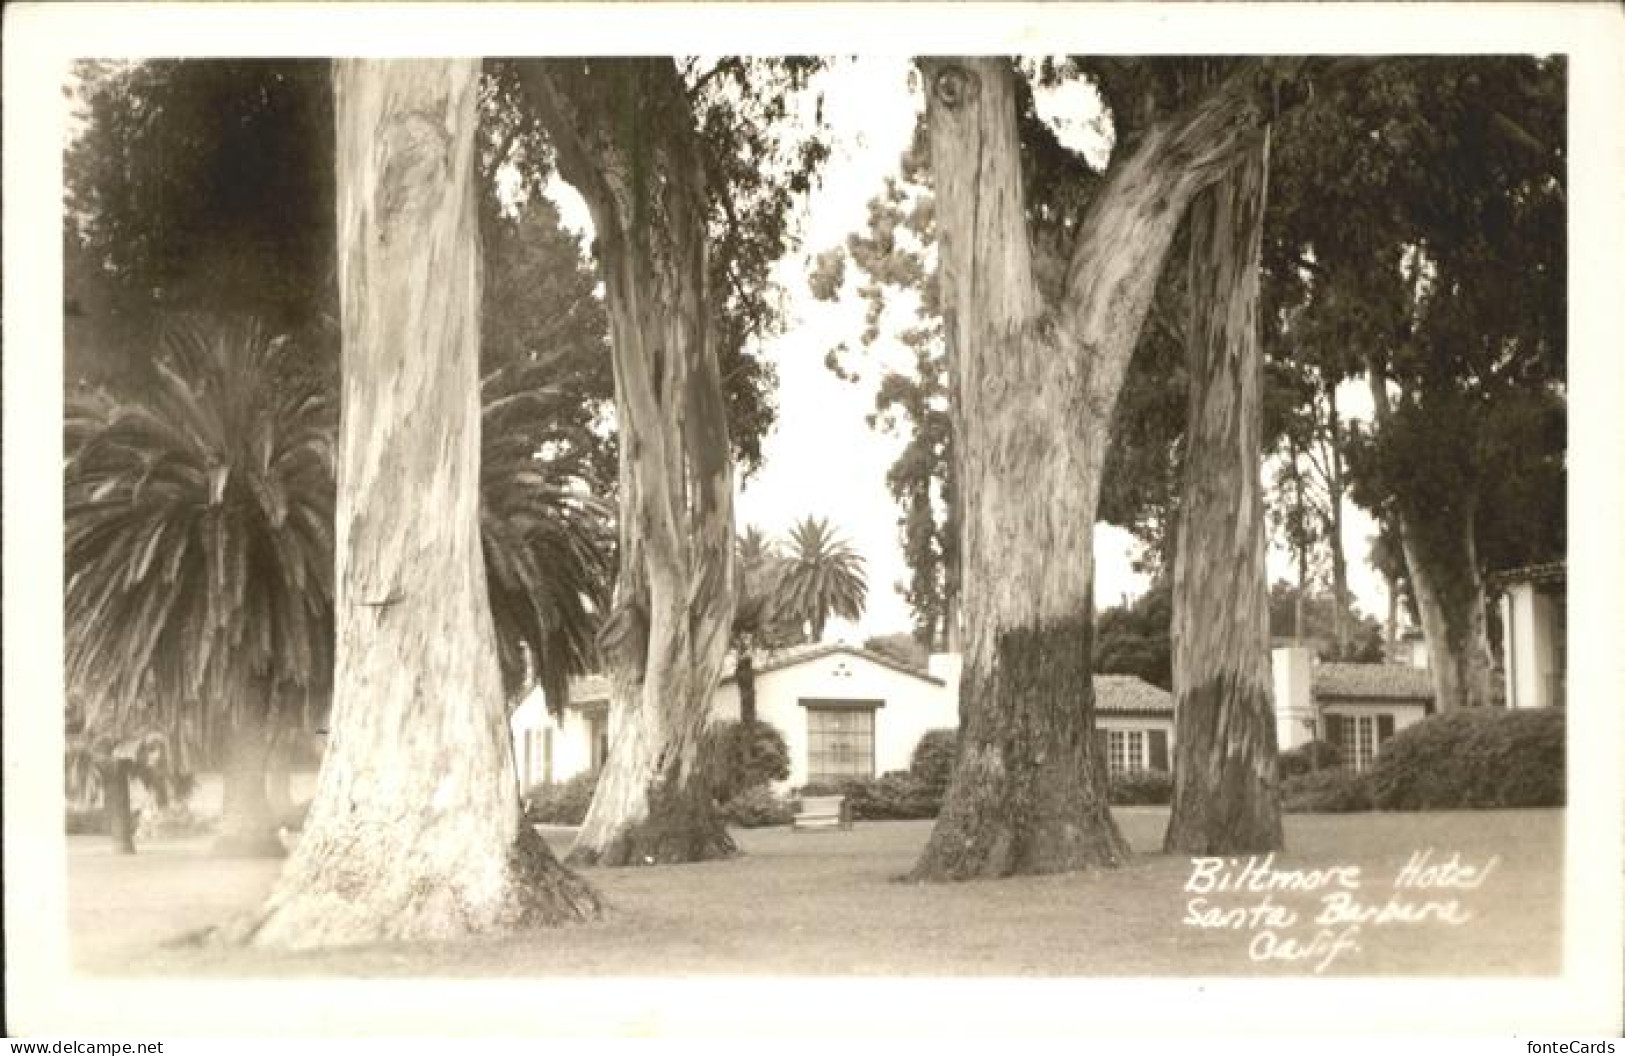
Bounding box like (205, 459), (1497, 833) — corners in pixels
(547, 55), (1392, 643)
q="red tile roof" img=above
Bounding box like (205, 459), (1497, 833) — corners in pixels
(1314, 662), (1434, 702)
(1491, 561), (1566, 587)
(1094, 675), (1174, 714)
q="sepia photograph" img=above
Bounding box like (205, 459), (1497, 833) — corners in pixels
(5, 0), (1622, 1040)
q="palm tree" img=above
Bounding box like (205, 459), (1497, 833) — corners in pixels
(64, 316), (334, 856)
(730, 527), (796, 726)
(479, 355), (615, 715)
(781, 516), (869, 643)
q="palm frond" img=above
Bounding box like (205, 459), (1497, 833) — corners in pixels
(64, 315), (335, 759)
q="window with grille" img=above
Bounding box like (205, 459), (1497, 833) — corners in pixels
(1108, 729), (1145, 776)
(805, 705), (876, 784)
(1328, 713), (1396, 772)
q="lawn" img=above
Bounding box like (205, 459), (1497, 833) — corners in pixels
(67, 806), (1562, 979)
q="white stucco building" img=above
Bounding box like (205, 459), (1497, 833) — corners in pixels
(1495, 561), (1566, 710)
(510, 643), (1177, 791)
(1272, 646), (1436, 771)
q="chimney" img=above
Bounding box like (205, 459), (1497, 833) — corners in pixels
(1272, 646), (1316, 750)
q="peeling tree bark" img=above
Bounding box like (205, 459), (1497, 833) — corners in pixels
(1366, 369), (1498, 711)
(524, 60), (737, 867)
(909, 58), (1279, 881)
(1163, 136), (1283, 855)
(237, 60), (600, 949)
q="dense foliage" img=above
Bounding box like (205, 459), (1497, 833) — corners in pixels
(1277, 739), (1345, 779)
(907, 728), (958, 797)
(1267, 581), (1386, 662)
(1108, 769), (1174, 806)
(779, 516), (869, 641)
(1368, 709), (1565, 810)
(1267, 57), (1566, 707)
(65, 318), (335, 759)
(800, 773), (941, 821)
(1280, 769), (1375, 813)
(718, 785), (797, 828)
(479, 357), (616, 705)
(524, 770), (602, 826)
(65, 60), (337, 393)
(700, 720), (792, 804)
(1093, 579), (1173, 690)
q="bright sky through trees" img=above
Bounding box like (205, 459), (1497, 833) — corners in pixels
(543, 55), (1391, 640)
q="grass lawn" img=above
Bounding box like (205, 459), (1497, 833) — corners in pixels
(67, 806), (1561, 978)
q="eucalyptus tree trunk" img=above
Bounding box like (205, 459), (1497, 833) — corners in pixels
(525, 59), (737, 867)
(1366, 369), (1497, 711)
(909, 58), (1282, 881)
(1323, 385), (1351, 658)
(239, 60), (599, 949)
(1392, 503), (1495, 711)
(1163, 137), (1283, 855)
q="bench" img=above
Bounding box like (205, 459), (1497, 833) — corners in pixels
(792, 794), (852, 832)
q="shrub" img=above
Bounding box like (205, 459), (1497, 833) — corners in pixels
(137, 802), (215, 839)
(1368, 708), (1564, 810)
(1281, 768), (1374, 813)
(1110, 768), (1174, 806)
(65, 807), (107, 835)
(908, 728), (958, 796)
(1278, 739), (1344, 779)
(700, 720), (791, 803)
(800, 772), (941, 820)
(719, 783), (795, 828)
(524, 769), (601, 825)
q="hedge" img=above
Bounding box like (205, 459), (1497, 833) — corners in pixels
(524, 769), (600, 826)
(1109, 769), (1174, 806)
(700, 720), (791, 803)
(1278, 739), (1344, 779)
(800, 772), (941, 820)
(719, 784), (796, 828)
(1367, 708), (1564, 810)
(908, 728), (958, 796)
(1281, 768), (1374, 813)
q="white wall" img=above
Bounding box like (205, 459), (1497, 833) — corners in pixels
(509, 690), (598, 789)
(1272, 646), (1316, 749)
(514, 649), (1185, 794)
(1503, 583), (1562, 709)
(740, 651), (958, 789)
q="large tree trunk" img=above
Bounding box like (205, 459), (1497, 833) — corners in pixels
(525, 60), (737, 867)
(1163, 136), (1283, 855)
(1396, 504), (1497, 710)
(1366, 370), (1497, 711)
(1323, 384), (1351, 658)
(909, 58), (1278, 881)
(1385, 574), (1400, 657)
(237, 60), (599, 949)
(212, 692), (283, 858)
